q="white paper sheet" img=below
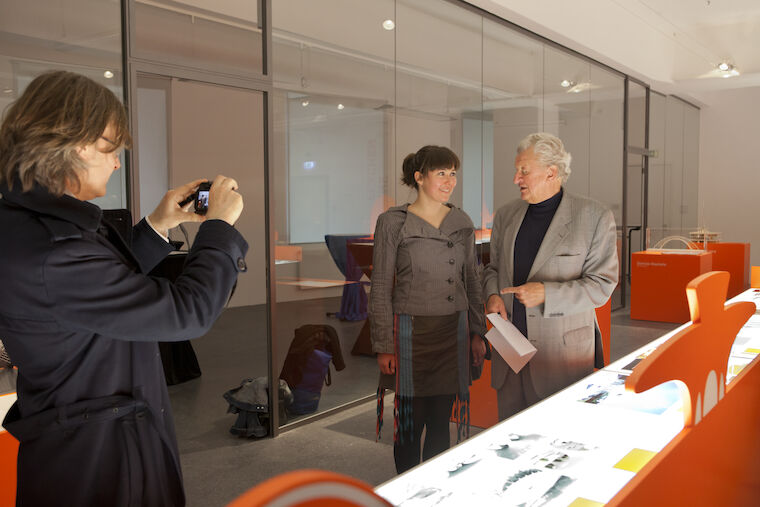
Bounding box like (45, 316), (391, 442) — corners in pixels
(485, 313), (537, 373)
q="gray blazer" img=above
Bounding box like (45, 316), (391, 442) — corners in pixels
(483, 190), (618, 399)
(369, 204), (487, 354)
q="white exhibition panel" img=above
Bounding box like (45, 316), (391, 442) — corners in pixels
(375, 289), (760, 506)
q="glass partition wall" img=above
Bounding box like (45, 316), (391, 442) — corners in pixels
(0, 0), (126, 208)
(271, 0), (397, 426)
(271, 0), (627, 429)
(0, 0), (698, 439)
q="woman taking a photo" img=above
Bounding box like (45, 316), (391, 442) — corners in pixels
(370, 145), (487, 473)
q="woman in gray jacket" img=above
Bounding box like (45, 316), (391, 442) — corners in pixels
(370, 145), (487, 473)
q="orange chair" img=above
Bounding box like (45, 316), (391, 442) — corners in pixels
(227, 470), (392, 507)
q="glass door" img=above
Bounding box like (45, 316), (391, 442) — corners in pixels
(133, 71), (269, 446)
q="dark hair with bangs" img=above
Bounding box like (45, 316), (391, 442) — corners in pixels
(401, 145), (460, 189)
(0, 70), (132, 196)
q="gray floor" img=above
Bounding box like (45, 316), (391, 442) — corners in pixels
(171, 299), (680, 506)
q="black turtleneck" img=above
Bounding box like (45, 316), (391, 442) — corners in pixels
(512, 187), (563, 337)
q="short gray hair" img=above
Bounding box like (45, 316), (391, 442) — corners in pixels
(517, 133), (572, 183)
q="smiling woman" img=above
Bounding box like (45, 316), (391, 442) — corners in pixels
(370, 144), (488, 474)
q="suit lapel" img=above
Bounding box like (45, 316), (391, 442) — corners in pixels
(527, 191), (572, 281)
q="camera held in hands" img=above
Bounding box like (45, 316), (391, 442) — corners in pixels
(180, 182), (212, 215)
(194, 182), (211, 215)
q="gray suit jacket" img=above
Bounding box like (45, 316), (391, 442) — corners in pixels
(483, 190), (618, 399)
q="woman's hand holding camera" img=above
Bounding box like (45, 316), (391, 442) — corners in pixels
(148, 175), (243, 236)
(148, 178), (207, 237)
(205, 175), (244, 226)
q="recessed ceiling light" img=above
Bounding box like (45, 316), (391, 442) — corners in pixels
(382, 19), (395, 30)
(337, 104), (345, 110)
(301, 100), (309, 107)
(716, 62), (739, 78)
(103, 70), (114, 79)
(560, 79), (573, 88)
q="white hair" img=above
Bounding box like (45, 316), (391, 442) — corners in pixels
(517, 133), (572, 182)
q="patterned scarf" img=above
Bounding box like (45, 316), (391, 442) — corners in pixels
(376, 310), (471, 444)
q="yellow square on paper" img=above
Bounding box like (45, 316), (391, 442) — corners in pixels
(614, 448), (657, 473)
(568, 499), (604, 507)
(743, 348), (760, 355)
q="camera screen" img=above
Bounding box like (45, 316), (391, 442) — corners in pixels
(197, 190), (210, 210)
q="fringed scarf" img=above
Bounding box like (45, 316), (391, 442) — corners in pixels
(376, 311), (471, 445)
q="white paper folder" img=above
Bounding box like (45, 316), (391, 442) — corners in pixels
(485, 313), (537, 373)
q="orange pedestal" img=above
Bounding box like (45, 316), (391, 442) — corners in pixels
(468, 359), (499, 429)
(597, 299), (612, 366)
(630, 251), (713, 323)
(706, 242), (750, 298)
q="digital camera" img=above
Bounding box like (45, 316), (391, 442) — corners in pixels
(179, 182), (211, 215)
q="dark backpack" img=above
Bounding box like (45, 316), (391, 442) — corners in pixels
(279, 325), (345, 415)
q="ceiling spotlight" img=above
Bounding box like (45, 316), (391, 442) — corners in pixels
(716, 62), (740, 78)
(560, 79), (573, 88)
(382, 19), (395, 30)
(103, 70), (114, 79)
(337, 103), (345, 110)
(301, 100), (309, 107)
(2, 88), (12, 94)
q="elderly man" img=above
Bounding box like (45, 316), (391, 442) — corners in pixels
(483, 133), (618, 420)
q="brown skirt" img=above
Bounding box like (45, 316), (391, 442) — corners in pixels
(409, 313), (459, 396)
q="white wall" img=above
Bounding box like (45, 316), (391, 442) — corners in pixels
(699, 86), (760, 267)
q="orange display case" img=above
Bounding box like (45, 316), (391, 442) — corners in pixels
(705, 242), (750, 298)
(631, 250), (713, 323)
(377, 274), (760, 505)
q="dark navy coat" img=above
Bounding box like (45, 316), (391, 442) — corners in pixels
(0, 180), (248, 506)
